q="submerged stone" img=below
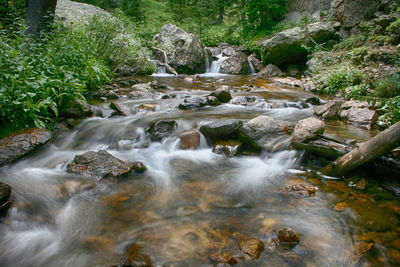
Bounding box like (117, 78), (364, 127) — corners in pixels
(212, 140), (243, 157)
(238, 238), (265, 259)
(278, 228), (300, 248)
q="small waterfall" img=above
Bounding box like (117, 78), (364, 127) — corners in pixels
(249, 61), (256, 74)
(207, 53), (229, 73)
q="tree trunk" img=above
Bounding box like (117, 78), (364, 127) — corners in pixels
(322, 121), (400, 177)
(216, 5), (224, 24)
(26, 0), (57, 36)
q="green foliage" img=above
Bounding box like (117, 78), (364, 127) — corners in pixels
(375, 73), (400, 98)
(322, 70), (363, 95)
(333, 35), (366, 50)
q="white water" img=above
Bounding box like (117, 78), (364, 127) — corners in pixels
(206, 53), (229, 74)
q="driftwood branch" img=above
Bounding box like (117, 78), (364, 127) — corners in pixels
(151, 47), (178, 76)
(152, 47), (168, 63)
(322, 121), (400, 177)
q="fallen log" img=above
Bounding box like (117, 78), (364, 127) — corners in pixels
(322, 121), (400, 177)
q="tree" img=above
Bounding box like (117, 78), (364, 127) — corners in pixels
(242, 0), (287, 32)
(26, 0), (57, 35)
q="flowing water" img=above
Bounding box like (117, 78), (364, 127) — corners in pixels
(0, 75), (399, 267)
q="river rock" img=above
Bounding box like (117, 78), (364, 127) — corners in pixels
(248, 54), (264, 72)
(219, 52), (250, 74)
(230, 96), (256, 106)
(0, 128), (53, 167)
(148, 120), (178, 141)
(278, 227), (300, 248)
(178, 97), (207, 110)
(257, 64), (284, 78)
(293, 117), (325, 142)
(67, 150), (134, 180)
(212, 140), (243, 157)
(0, 182), (11, 216)
(239, 116), (294, 150)
(132, 162), (147, 173)
(205, 96), (221, 106)
(305, 96), (321, 105)
(179, 131), (201, 150)
(314, 100), (343, 120)
(126, 243), (152, 267)
(339, 107), (378, 129)
(110, 101), (127, 116)
(153, 24), (206, 74)
(59, 100), (93, 119)
(260, 21), (339, 67)
(210, 89), (232, 103)
(238, 238), (265, 259)
(200, 120), (243, 143)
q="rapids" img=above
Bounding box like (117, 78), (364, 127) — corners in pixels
(0, 75), (396, 266)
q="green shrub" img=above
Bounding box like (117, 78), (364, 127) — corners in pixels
(375, 73), (400, 98)
(333, 35), (366, 50)
(322, 69), (363, 95)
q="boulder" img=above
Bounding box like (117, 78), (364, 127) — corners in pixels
(132, 162), (147, 173)
(248, 54), (264, 72)
(293, 117), (325, 142)
(219, 52), (250, 74)
(260, 22), (339, 67)
(305, 96), (321, 105)
(230, 96), (256, 106)
(0, 128), (53, 167)
(153, 24), (206, 74)
(179, 131), (201, 150)
(205, 96), (221, 106)
(238, 238), (265, 259)
(148, 120), (178, 141)
(200, 120), (243, 143)
(257, 64), (284, 78)
(339, 108), (378, 129)
(210, 89), (232, 103)
(314, 101), (343, 119)
(55, 0), (110, 23)
(0, 182), (11, 216)
(332, 0), (379, 30)
(67, 150), (133, 180)
(340, 100), (370, 110)
(239, 116), (294, 150)
(212, 140), (243, 157)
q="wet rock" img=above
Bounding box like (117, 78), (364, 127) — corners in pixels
(210, 89), (232, 103)
(212, 140), (243, 157)
(205, 96), (221, 107)
(0, 128), (53, 167)
(153, 24), (206, 74)
(280, 180), (317, 197)
(339, 107), (378, 130)
(278, 228), (300, 248)
(348, 242), (375, 265)
(305, 96), (321, 105)
(287, 65), (300, 77)
(132, 162), (147, 173)
(59, 99), (93, 119)
(138, 104), (157, 111)
(67, 150), (134, 180)
(239, 116), (293, 150)
(126, 243), (152, 267)
(248, 54), (264, 72)
(219, 52), (250, 74)
(148, 120), (178, 141)
(200, 120), (243, 143)
(230, 96), (256, 106)
(238, 238), (265, 259)
(355, 178), (368, 190)
(0, 182), (11, 216)
(314, 101), (343, 120)
(257, 64), (283, 78)
(293, 117), (325, 142)
(110, 101), (127, 116)
(210, 253), (239, 265)
(184, 77), (194, 83)
(128, 83), (159, 99)
(333, 202), (348, 211)
(271, 77), (303, 88)
(178, 97), (207, 110)
(65, 118), (82, 129)
(179, 131), (201, 150)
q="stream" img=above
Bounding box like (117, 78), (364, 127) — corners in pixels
(0, 75), (399, 267)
